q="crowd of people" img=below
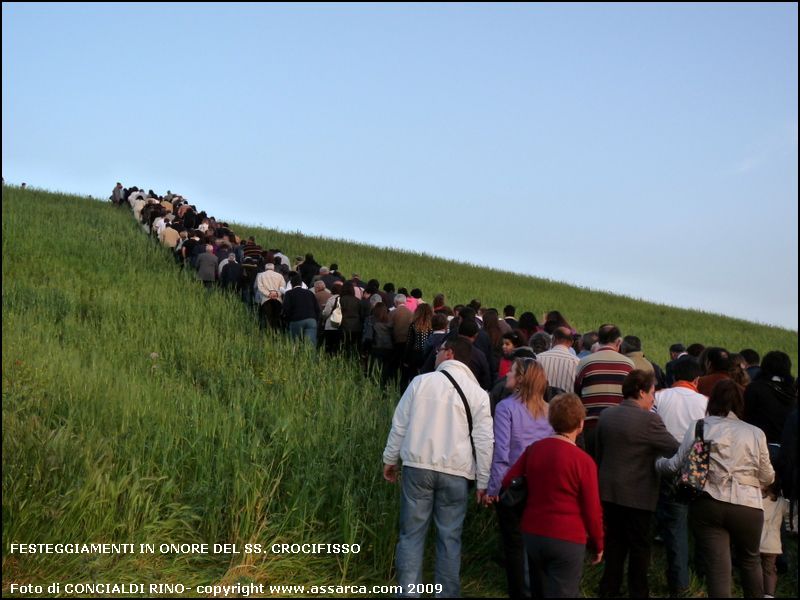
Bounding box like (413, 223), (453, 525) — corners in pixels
(114, 183), (797, 598)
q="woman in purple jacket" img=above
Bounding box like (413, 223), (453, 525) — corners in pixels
(485, 358), (555, 598)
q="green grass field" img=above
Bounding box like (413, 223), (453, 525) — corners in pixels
(2, 186), (796, 597)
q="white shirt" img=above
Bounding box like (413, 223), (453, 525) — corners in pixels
(535, 344), (579, 393)
(652, 385), (708, 442)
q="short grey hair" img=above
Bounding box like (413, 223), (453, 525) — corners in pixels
(395, 294), (407, 305)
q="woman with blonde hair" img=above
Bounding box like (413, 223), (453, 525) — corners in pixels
(486, 358), (555, 598)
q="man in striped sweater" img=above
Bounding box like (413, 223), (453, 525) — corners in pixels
(574, 324), (634, 459)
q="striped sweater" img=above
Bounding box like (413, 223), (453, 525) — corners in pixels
(575, 348), (634, 426)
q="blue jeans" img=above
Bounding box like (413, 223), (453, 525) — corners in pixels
(289, 318), (317, 345)
(396, 466), (469, 598)
(656, 481), (690, 594)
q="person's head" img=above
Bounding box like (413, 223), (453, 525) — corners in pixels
(265, 262), (275, 271)
(383, 282), (395, 294)
(707, 379), (744, 418)
(548, 393), (586, 435)
(622, 369), (656, 409)
(503, 305), (516, 318)
(686, 343), (705, 358)
(739, 349), (760, 367)
(458, 307), (476, 322)
(314, 280), (326, 292)
(468, 299), (482, 312)
(436, 336), (472, 367)
(290, 274), (302, 288)
(331, 281), (343, 294)
(372, 302), (389, 323)
(305, 253), (314, 261)
(545, 310), (570, 328)
(597, 324), (623, 348)
(728, 353), (751, 387)
(669, 343), (686, 360)
(398, 287), (409, 296)
(760, 351), (792, 381)
(581, 331), (598, 352)
(672, 358), (702, 384)
(431, 313), (448, 331)
(410, 288), (423, 299)
(227, 253), (236, 262)
(501, 331), (526, 356)
(319, 266), (330, 275)
(530, 332), (551, 355)
(552, 327), (573, 348)
(704, 347), (731, 374)
(433, 293), (446, 309)
(458, 319), (480, 340)
(412, 303), (433, 330)
(340, 281), (355, 297)
(620, 335), (642, 355)
(394, 294), (407, 307)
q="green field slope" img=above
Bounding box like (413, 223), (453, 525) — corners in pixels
(3, 186), (797, 597)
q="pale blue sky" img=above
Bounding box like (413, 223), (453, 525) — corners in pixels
(3, 3), (797, 329)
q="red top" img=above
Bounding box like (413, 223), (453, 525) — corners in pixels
(503, 437), (603, 553)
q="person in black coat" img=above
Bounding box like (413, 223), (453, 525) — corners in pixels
(743, 351), (796, 445)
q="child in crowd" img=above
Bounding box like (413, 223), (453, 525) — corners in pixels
(761, 480), (790, 598)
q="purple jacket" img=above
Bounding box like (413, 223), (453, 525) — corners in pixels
(488, 395), (554, 496)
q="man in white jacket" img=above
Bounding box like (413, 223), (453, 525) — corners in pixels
(383, 336), (493, 598)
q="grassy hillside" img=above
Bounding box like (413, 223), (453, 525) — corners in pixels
(2, 186), (797, 597)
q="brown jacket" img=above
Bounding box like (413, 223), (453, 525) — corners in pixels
(596, 398), (679, 511)
(389, 305), (414, 344)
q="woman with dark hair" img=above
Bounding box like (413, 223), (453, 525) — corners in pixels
(498, 331), (527, 379)
(544, 310), (576, 335)
(657, 379), (775, 598)
(728, 353), (752, 389)
(744, 351), (796, 445)
(401, 304), (433, 389)
(482, 310), (505, 372)
(485, 359), (555, 598)
(518, 312), (541, 344)
(502, 393), (604, 598)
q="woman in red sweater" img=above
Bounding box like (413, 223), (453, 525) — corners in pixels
(502, 393), (603, 598)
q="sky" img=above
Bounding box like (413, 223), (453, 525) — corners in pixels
(3, 3), (798, 329)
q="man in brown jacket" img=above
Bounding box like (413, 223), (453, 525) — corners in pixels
(596, 369), (679, 598)
(388, 294), (414, 383)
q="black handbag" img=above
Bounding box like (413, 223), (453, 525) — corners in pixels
(500, 475), (528, 508)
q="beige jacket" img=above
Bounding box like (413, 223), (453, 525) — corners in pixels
(656, 413), (774, 510)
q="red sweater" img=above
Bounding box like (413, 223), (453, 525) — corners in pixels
(503, 437), (603, 553)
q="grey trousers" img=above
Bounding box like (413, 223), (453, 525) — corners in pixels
(523, 534), (585, 598)
(690, 496), (764, 598)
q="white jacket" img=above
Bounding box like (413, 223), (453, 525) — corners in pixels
(382, 360), (494, 488)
